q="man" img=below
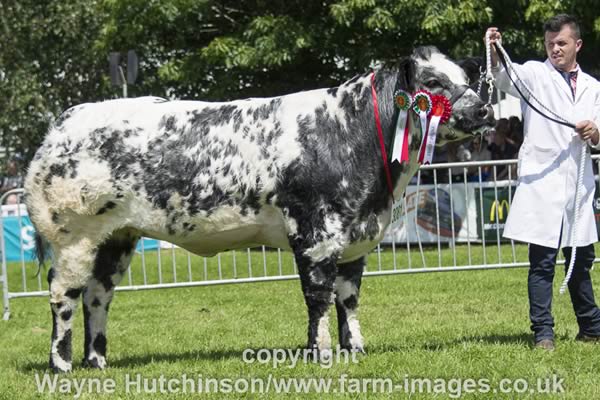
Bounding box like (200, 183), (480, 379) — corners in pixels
(0, 156), (24, 204)
(488, 118), (518, 180)
(486, 14), (600, 350)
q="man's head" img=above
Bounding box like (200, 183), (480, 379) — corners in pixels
(543, 14), (582, 71)
(494, 118), (510, 145)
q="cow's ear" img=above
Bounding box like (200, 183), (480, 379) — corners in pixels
(397, 57), (416, 93)
(457, 57), (484, 86)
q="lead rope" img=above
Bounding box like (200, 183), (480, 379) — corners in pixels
(484, 31), (495, 107)
(484, 34), (587, 295)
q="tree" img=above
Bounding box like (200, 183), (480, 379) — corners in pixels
(1, 0), (598, 165)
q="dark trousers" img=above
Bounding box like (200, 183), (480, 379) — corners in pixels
(528, 243), (600, 341)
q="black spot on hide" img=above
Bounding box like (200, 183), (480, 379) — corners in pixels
(60, 309), (72, 321)
(57, 329), (72, 362)
(44, 163), (67, 185)
(93, 236), (137, 292)
(93, 334), (107, 357)
(65, 288), (82, 299)
(96, 201), (117, 215)
(47, 268), (55, 285)
(343, 295), (358, 310)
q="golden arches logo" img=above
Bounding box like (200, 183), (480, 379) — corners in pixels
(490, 200), (510, 222)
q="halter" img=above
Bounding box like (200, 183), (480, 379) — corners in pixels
(449, 84), (470, 105)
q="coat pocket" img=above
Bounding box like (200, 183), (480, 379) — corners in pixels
(517, 145), (559, 179)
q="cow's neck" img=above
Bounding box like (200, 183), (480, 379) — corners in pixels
(357, 69), (424, 206)
(328, 70), (423, 221)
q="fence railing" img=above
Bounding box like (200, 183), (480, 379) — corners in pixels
(3, 155), (599, 320)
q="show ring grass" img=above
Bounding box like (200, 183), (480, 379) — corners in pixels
(2, 244), (600, 399)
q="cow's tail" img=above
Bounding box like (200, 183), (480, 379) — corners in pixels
(34, 232), (51, 276)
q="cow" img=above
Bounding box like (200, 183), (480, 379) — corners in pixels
(24, 46), (494, 372)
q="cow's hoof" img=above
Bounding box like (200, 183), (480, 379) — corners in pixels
(340, 344), (365, 354)
(319, 348), (333, 363)
(49, 356), (72, 373)
(82, 356), (106, 369)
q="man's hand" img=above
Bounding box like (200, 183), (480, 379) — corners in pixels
(575, 120), (600, 145)
(484, 27), (502, 67)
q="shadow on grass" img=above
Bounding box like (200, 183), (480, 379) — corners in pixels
(421, 332), (571, 351)
(425, 333), (533, 350)
(20, 346), (308, 372)
(368, 332), (541, 354)
(22, 332), (572, 372)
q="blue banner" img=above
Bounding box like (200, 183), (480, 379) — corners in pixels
(2, 215), (159, 262)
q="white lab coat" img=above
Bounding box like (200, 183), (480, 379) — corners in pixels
(493, 59), (600, 248)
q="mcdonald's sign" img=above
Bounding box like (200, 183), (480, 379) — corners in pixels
(475, 186), (515, 242)
(489, 199), (510, 222)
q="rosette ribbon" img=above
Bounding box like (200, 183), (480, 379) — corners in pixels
(421, 94), (452, 165)
(413, 90), (433, 164)
(390, 90), (413, 163)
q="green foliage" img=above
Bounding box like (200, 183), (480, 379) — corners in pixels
(0, 0), (111, 163)
(1, 0), (599, 165)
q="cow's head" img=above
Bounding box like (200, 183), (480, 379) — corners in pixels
(398, 46), (495, 144)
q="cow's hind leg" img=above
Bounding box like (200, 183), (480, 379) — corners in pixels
(335, 257), (365, 352)
(82, 230), (139, 369)
(47, 240), (98, 373)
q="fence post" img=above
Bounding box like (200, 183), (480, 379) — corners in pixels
(1, 197), (10, 320)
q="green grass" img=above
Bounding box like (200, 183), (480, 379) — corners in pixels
(2, 245), (600, 398)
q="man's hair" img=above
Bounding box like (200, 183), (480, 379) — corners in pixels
(543, 14), (581, 39)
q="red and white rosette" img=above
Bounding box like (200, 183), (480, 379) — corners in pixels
(431, 94), (452, 124)
(413, 90), (433, 164)
(421, 94), (452, 165)
(390, 90), (413, 163)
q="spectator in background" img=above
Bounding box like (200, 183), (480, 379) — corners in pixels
(446, 141), (472, 182)
(508, 116), (524, 149)
(488, 118), (518, 179)
(0, 155), (24, 204)
(467, 135), (492, 182)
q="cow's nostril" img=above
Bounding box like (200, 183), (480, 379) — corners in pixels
(478, 106), (488, 118)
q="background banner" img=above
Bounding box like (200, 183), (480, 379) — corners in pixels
(383, 181), (520, 245)
(383, 183), (479, 244)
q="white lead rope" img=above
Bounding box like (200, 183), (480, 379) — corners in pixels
(485, 34), (587, 295)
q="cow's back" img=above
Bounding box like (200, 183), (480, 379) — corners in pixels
(24, 95), (316, 252)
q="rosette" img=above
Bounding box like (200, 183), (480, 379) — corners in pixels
(394, 90), (412, 111)
(412, 90), (433, 115)
(431, 94), (452, 124)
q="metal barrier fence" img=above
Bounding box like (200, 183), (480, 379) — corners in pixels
(3, 156), (599, 320)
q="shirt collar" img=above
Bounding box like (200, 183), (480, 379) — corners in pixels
(555, 64), (579, 75)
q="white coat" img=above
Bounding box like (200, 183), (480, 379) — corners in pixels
(493, 59), (600, 248)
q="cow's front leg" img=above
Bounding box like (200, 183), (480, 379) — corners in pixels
(293, 246), (338, 358)
(335, 257), (365, 352)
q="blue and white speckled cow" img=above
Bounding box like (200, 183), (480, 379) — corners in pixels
(25, 47), (494, 372)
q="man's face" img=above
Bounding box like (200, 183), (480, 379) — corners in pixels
(544, 24), (582, 71)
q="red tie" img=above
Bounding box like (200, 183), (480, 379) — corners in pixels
(569, 71), (577, 98)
